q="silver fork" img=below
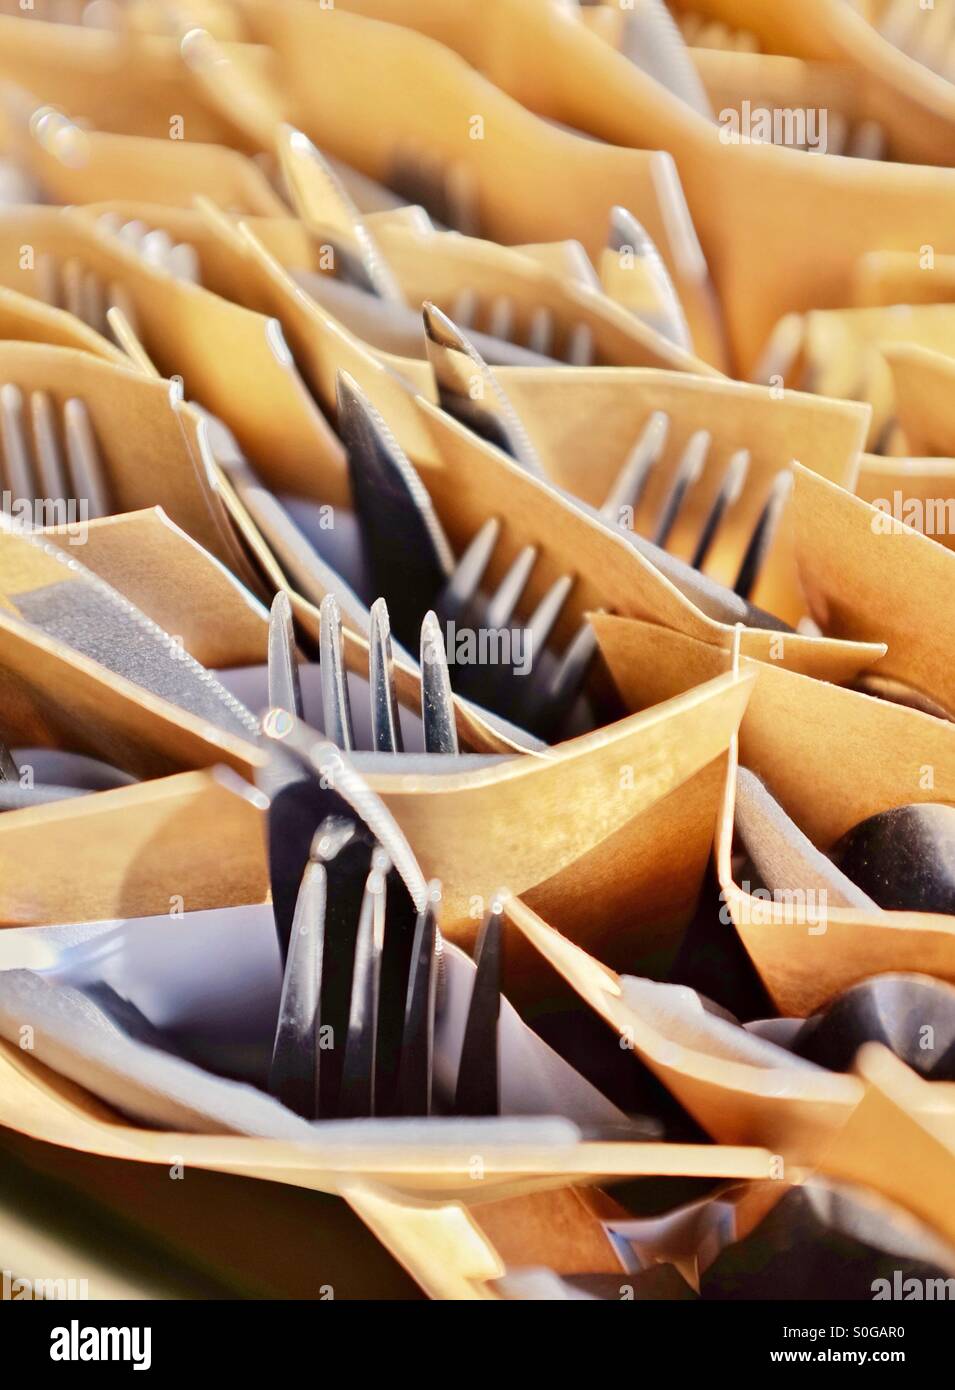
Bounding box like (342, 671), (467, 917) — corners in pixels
(270, 587), (459, 755)
(386, 143), (482, 238)
(31, 251), (141, 348)
(268, 819), (502, 1119)
(676, 8), (887, 157)
(97, 213), (201, 284)
(420, 303), (789, 581)
(339, 364), (788, 739)
(447, 285), (597, 366)
(608, 206), (693, 350)
(278, 134), (587, 365)
(0, 383), (110, 518)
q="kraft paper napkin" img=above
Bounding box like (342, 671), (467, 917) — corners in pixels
(851, 251), (955, 310)
(491, 366), (869, 624)
(763, 304), (955, 450)
(592, 613), (955, 1015)
(0, 283), (127, 364)
(856, 452), (955, 558)
(0, 337), (247, 578)
(273, 139), (715, 376)
(6, 101), (285, 214)
(0, 768), (268, 926)
(0, 18), (239, 146)
(792, 463), (955, 717)
(506, 896), (862, 1165)
(0, 206), (341, 504)
(0, 898), (776, 1208)
(881, 342), (955, 458)
(0, 1017), (777, 1200)
(323, 0), (955, 373)
(412, 396), (881, 680)
(346, 0), (955, 165)
(820, 1045), (955, 1248)
(234, 0), (727, 369)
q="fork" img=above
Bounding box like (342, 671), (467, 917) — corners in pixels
(386, 143), (482, 238)
(608, 206), (693, 350)
(269, 586), (459, 756)
(675, 10), (887, 157)
(340, 365), (789, 739)
(419, 300), (790, 595)
(96, 212), (201, 284)
(29, 248), (141, 349)
(268, 817), (503, 1119)
(0, 383), (110, 518)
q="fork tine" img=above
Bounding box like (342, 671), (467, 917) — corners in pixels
(436, 516), (499, 625)
(538, 620), (600, 740)
(279, 126), (406, 305)
(268, 590), (303, 718)
(60, 258), (84, 321)
(652, 429), (709, 548)
(690, 447), (750, 571)
(63, 397), (109, 518)
(397, 881), (441, 1116)
(268, 841), (328, 1119)
(444, 161), (481, 237)
(311, 817), (368, 1116)
(451, 288), (478, 328)
(524, 572), (574, 657)
(375, 862), (420, 1117)
(527, 305), (554, 356)
(338, 369), (454, 647)
(369, 597), (403, 753)
(609, 207), (693, 352)
(0, 383), (36, 503)
(319, 593), (355, 751)
(387, 146), (441, 223)
(484, 545), (537, 630)
(105, 281), (140, 343)
(339, 847), (390, 1117)
(30, 391), (69, 503)
(166, 240), (201, 283)
(420, 609), (459, 754)
(487, 295), (514, 343)
(751, 313), (804, 388)
(825, 111), (848, 157)
(0, 738), (20, 784)
(81, 270), (105, 335)
(848, 120), (885, 161)
(600, 409), (669, 524)
(454, 896), (503, 1116)
(507, 573), (576, 732)
(422, 301), (545, 477)
(35, 254), (58, 307)
(565, 322), (594, 366)
(733, 470), (793, 601)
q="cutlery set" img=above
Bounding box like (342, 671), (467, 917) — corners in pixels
(0, 0), (954, 1309)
